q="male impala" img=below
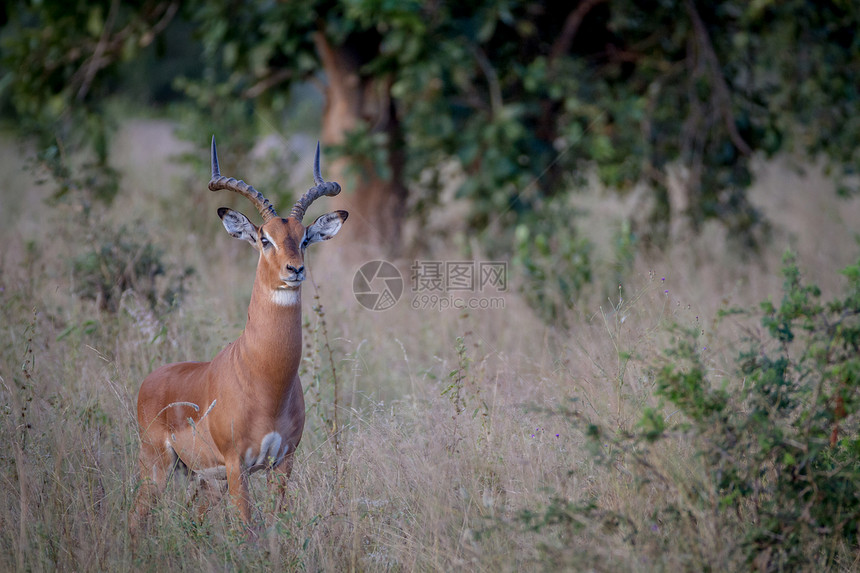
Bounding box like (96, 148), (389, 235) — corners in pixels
(131, 137), (347, 531)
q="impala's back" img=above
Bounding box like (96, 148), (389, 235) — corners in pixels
(131, 138), (347, 532)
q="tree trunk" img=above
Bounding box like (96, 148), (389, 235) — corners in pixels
(313, 32), (407, 252)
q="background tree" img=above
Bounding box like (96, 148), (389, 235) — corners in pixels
(2, 0), (859, 299)
(0, 0), (180, 205)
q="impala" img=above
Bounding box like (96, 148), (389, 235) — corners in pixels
(131, 137), (347, 532)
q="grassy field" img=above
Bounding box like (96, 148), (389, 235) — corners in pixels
(1, 120), (858, 571)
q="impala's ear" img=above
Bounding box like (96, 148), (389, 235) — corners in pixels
(302, 210), (348, 248)
(218, 207), (260, 248)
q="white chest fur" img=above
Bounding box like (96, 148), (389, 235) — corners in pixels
(243, 431), (289, 471)
(176, 431), (290, 480)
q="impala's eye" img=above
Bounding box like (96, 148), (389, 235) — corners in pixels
(260, 236), (271, 248)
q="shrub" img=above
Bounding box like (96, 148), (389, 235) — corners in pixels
(71, 223), (192, 314)
(512, 196), (592, 325)
(657, 252), (859, 569)
(522, 253), (860, 570)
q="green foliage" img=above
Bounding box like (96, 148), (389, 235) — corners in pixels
(522, 253), (860, 569)
(512, 197), (592, 324)
(329, 122), (392, 182)
(167, 0), (860, 312)
(71, 222), (192, 313)
(0, 1), (183, 204)
(169, 79), (259, 181)
(441, 335), (470, 418)
(7, 0), (859, 216)
(389, 0), (860, 243)
(440, 334), (492, 452)
(656, 254), (860, 568)
(440, 335), (471, 453)
(4, 0), (860, 322)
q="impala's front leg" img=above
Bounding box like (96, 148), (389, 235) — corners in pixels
(225, 458), (253, 525)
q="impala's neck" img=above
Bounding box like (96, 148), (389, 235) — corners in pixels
(235, 277), (304, 389)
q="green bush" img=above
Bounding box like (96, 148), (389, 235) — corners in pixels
(72, 223), (192, 314)
(658, 252), (859, 569)
(522, 253), (859, 570)
(512, 196), (592, 325)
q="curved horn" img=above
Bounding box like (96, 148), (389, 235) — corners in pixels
(289, 142), (341, 222)
(208, 136), (278, 223)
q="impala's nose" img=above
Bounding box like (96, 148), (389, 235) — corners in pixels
(281, 264), (304, 287)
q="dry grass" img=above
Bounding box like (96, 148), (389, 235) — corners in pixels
(1, 121), (858, 571)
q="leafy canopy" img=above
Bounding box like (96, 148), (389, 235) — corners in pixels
(2, 1), (859, 244)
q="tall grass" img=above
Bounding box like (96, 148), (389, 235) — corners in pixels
(0, 122), (858, 571)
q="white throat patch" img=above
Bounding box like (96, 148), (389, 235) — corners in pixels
(271, 288), (301, 307)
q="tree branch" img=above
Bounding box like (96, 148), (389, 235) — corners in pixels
(72, 1), (179, 102)
(76, 0), (120, 102)
(141, 0), (179, 46)
(537, 0), (607, 145)
(242, 68), (293, 99)
(549, 0), (608, 67)
(685, 0), (752, 156)
(471, 44), (503, 117)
